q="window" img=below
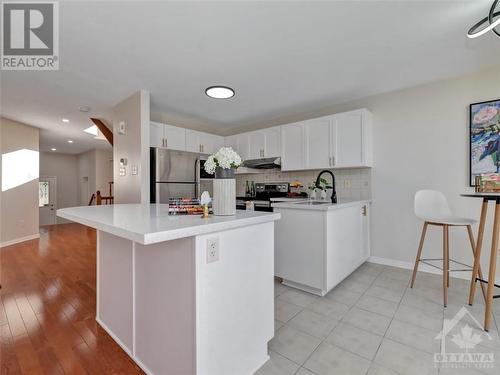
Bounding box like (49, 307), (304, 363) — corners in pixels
(1, 149), (39, 192)
(39, 181), (49, 207)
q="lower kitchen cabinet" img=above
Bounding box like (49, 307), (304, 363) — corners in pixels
(274, 201), (370, 296)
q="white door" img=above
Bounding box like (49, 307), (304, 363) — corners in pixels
(305, 117), (331, 169)
(163, 124), (186, 151)
(263, 127), (281, 158)
(150, 122), (164, 148)
(39, 176), (57, 225)
(248, 131), (265, 159)
(332, 110), (364, 167)
(281, 122), (304, 171)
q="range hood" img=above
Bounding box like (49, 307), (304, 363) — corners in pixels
(242, 157), (281, 169)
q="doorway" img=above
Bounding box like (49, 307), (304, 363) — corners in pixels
(39, 176), (57, 225)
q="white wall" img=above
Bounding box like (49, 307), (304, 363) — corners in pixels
(0, 117), (40, 246)
(273, 64), (500, 279)
(95, 149), (113, 196)
(77, 149), (97, 205)
(112, 90), (150, 204)
(40, 152), (79, 223)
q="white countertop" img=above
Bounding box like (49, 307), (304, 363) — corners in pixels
(269, 197), (309, 202)
(57, 204), (280, 245)
(272, 199), (371, 211)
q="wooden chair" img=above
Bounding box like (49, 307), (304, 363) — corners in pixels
(410, 190), (486, 307)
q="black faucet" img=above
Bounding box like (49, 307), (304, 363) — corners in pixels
(315, 170), (337, 204)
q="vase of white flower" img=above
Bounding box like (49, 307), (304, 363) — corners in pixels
(204, 147), (242, 216)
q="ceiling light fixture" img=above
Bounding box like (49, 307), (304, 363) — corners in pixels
(79, 105), (91, 113)
(468, 0), (500, 39)
(205, 86), (235, 99)
(62, 118), (70, 123)
(67, 140), (73, 143)
(51, 148), (57, 151)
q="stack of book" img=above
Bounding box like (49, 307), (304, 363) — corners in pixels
(168, 198), (205, 215)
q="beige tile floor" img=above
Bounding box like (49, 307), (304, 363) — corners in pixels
(256, 262), (500, 375)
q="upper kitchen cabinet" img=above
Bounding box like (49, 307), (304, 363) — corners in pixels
(262, 126), (281, 158)
(225, 133), (250, 161)
(281, 122), (305, 171)
(304, 116), (332, 170)
(150, 122), (186, 151)
(186, 129), (224, 155)
(332, 109), (373, 168)
(281, 109), (373, 171)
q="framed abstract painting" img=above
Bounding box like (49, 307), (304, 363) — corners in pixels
(470, 99), (500, 186)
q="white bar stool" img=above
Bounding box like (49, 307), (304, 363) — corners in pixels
(410, 190), (486, 307)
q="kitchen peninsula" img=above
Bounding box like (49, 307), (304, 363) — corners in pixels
(57, 204), (280, 375)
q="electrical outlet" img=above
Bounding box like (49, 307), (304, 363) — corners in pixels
(343, 179), (352, 189)
(206, 237), (219, 263)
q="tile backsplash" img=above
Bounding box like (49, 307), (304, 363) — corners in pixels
(236, 168), (372, 200)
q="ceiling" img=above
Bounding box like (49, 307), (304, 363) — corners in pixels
(1, 0), (500, 154)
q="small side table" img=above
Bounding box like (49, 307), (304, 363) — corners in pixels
(462, 193), (500, 331)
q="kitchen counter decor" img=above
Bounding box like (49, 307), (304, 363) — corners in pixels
(204, 147), (242, 215)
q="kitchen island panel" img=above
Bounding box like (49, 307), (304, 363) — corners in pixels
(195, 222), (275, 375)
(134, 237), (196, 375)
(98, 231), (134, 354)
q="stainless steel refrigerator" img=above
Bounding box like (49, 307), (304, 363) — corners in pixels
(150, 148), (213, 203)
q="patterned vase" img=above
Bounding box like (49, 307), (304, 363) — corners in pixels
(213, 168), (236, 216)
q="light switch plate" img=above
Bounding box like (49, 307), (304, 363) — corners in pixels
(206, 237), (219, 263)
(131, 165), (138, 175)
(119, 167), (126, 176)
(118, 121), (126, 134)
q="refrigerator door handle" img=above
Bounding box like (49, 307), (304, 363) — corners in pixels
(195, 158), (201, 199)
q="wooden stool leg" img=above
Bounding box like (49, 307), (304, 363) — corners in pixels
(466, 225), (487, 302)
(443, 224), (449, 307)
(484, 200), (500, 331)
(410, 222), (428, 288)
(469, 199), (488, 306)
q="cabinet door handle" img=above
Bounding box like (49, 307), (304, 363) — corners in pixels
(165, 138), (168, 148)
(329, 157), (332, 166)
(362, 205), (367, 216)
(332, 156), (335, 166)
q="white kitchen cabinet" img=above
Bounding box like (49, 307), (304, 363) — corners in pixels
(274, 201), (371, 296)
(281, 109), (373, 171)
(186, 129), (224, 155)
(225, 133), (250, 161)
(262, 126), (281, 158)
(281, 122), (305, 171)
(304, 116), (332, 169)
(150, 122), (186, 151)
(248, 131), (265, 159)
(332, 109), (373, 168)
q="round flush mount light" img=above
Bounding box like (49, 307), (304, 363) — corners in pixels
(205, 86), (235, 99)
(468, 0), (500, 39)
(62, 118), (69, 123)
(51, 148), (57, 151)
(67, 140), (73, 143)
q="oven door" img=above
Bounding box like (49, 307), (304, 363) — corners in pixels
(253, 200), (273, 212)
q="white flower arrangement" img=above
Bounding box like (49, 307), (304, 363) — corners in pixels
(204, 147), (242, 175)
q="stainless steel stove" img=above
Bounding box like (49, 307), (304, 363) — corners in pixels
(237, 182), (291, 212)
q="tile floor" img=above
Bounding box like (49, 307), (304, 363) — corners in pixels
(256, 262), (500, 375)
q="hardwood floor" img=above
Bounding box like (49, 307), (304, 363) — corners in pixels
(0, 224), (144, 375)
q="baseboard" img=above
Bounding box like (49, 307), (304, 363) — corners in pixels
(368, 256), (500, 285)
(0, 233), (40, 248)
